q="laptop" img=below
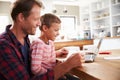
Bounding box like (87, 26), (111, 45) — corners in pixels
(57, 39), (103, 62)
(84, 38), (103, 62)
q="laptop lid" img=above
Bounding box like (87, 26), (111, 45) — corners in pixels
(97, 38), (103, 50)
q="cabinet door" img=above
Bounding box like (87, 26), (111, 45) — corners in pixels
(80, 6), (91, 39)
(111, 0), (120, 37)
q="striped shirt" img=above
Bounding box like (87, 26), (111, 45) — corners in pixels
(30, 38), (56, 76)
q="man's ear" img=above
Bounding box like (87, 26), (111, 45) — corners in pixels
(17, 13), (25, 22)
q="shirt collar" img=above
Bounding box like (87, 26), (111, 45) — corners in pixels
(6, 24), (30, 48)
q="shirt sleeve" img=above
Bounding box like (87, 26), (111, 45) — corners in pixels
(31, 41), (47, 75)
(0, 42), (30, 80)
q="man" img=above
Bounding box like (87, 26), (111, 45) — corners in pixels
(0, 0), (43, 79)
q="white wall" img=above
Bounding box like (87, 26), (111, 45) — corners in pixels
(94, 38), (120, 50)
(0, 1), (12, 22)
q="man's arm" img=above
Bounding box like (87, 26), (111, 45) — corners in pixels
(54, 53), (83, 80)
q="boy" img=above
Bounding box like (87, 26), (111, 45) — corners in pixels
(31, 13), (83, 80)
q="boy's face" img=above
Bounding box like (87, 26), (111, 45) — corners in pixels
(21, 5), (41, 35)
(45, 23), (61, 41)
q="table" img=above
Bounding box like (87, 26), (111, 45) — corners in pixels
(54, 39), (93, 50)
(70, 49), (120, 80)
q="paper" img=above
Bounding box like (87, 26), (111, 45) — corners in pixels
(58, 46), (80, 61)
(104, 56), (120, 60)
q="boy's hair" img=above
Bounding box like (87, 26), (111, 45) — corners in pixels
(40, 13), (61, 30)
(11, 0), (43, 21)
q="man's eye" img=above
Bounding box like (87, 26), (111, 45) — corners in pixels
(55, 30), (58, 31)
(35, 18), (39, 21)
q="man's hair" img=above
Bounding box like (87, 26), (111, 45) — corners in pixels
(11, 0), (43, 21)
(40, 13), (61, 30)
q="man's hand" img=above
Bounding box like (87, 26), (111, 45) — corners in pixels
(66, 53), (84, 68)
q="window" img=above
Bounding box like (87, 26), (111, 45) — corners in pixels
(56, 16), (77, 41)
(60, 16), (76, 34)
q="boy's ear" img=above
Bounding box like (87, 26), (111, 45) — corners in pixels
(43, 25), (48, 31)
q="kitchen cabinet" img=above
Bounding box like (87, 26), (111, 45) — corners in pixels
(80, 0), (120, 39)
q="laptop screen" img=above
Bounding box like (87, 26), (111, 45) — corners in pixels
(97, 38), (103, 50)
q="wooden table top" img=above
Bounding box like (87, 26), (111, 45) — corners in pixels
(70, 49), (120, 80)
(54, 39), (93, 50)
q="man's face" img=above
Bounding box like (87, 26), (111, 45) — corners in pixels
(22, 5), (41, 35)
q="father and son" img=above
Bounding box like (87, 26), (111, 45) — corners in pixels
(0, 0), (84, 80)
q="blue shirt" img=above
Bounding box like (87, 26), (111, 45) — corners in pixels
(21, 39), (30, 73)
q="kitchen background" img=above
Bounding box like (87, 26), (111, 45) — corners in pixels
(0, 0), (120, 50)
